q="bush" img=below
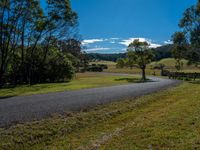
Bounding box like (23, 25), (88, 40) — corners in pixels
(44, 49), (75, 82)
(161, 70), (170, 76)
(98, 64), (108, 69)
(86, 66), (103, 72)
(116, 58), (125, 68)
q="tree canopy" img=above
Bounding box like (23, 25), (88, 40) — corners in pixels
(116, 39), (154, 81)
(0, 0), (86, 87)
(173, 0), (200, 66)
(171, 32), (188, 70)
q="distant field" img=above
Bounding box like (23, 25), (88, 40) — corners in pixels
(150, 58), (188, 67)
(90, 61), (116, 65)
(150, 58), (199, 72)
(1, 82), (200, 149)
(92, 58), (200, 75)
(0, 73), (140, 98)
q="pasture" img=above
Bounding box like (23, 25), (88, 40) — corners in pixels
(1, 82), (200, 149)
(91, 58), (200, 76)
(0, 73), (140, 98)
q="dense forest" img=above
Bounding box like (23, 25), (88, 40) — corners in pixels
(153, 44), (173, 60)
(0, 0), (87, 87)
(87, 44), (173, 62)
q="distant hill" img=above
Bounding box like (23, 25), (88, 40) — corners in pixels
(86, 44), (173, 62)
(153, 44), (173, 61)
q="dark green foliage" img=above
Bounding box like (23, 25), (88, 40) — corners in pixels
(167, 72), (200, 81)
(173, 0), (200, 66)
(86, 66), (103, 72)
(0, 0), (83, 87)
(86, 64), (108, 72)
(116, 58), (126, 68)
(127, 40), (154, 81)
(5, 46), (75, 84)
(153, 45), (173, 60)
(171, 32), (188, 70)
(38, 47), (75, 83)
(53, 39), (89, 72)
(87, 53), (126, 62)
(116, 39), (154, 81)
(98, 64), (108, 69)
(153, 63), (166, 76)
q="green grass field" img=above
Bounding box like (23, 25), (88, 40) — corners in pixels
(1, 82), (200, 149)
(93, 58), (200, 75)
(0, 73), (140, 98)
(1, 58), (200, 149)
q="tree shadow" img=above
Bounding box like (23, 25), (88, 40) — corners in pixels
(189, 80), (200, 84)
(115, 77), (152, 83)
(0, 96), (15, 99)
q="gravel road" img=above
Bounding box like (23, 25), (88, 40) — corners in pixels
(0, 74), (181, 127)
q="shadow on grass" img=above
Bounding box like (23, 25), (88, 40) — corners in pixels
(0, 96), (15, 99)
(115, 77), (152, 83)
(189, 80), (200, 84)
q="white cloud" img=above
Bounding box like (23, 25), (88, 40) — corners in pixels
(150, 43), (162, 48)
(164, 40), (173, 45)
(110, 38), (120, 40)
(82, 39), (104, 45)
(85, 47), (111, 52)
(82, 38), (121, 45)
(119, 37), (161, 48)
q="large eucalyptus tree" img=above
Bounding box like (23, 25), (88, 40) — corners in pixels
(127, 39), (154, 81)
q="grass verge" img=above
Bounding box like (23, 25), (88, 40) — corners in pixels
(0, 73), (140, 97)
(1, 82), (200, 149)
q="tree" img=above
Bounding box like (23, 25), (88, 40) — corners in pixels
(0, 0), (25, 86)
(127, 39), (154, 81)
(126, 51), (136, 69)
(116, 58), (125, 68)
(0, 0), (79, 87)
(172, 32), (187, 70)
(177, 0), (200, 65)
(154, 63), (165, 76)
(52, 38), (88, 71)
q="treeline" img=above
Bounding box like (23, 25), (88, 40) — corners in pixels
(87, 45), (173, 62)
(87, 53), (126, 62)
(0, 0), (87, 87)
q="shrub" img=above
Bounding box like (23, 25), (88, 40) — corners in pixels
(98, 64), (108, 69)
(86, 66), (103, 72)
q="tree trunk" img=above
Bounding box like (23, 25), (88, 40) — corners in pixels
(141, 68), (146, 81)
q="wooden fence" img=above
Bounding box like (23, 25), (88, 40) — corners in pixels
(162, 70), (200, 80)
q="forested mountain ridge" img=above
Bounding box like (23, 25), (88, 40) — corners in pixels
(86, 44), (173, 62)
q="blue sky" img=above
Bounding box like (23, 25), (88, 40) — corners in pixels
(70, 0), (196, 53)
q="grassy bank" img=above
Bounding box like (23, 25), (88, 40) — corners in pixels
(0, 73), (140, 98)
(1, 82), (200, 149)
